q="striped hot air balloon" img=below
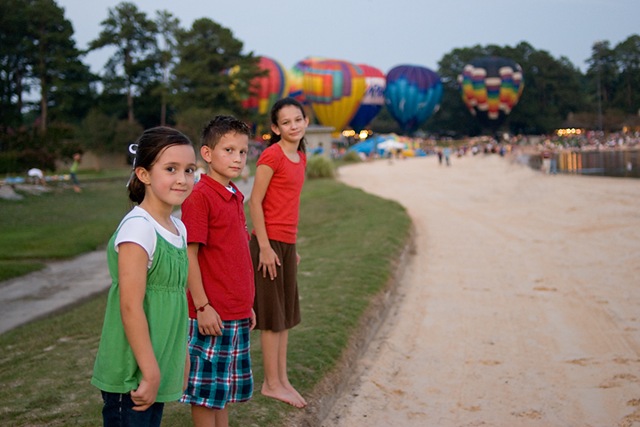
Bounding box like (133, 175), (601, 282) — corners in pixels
(302, 58), (366, 136)
(458, 56), (524, 130)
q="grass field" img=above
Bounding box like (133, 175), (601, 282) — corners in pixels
(0, 170), (411, 426)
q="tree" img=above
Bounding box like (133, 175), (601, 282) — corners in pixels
(586, 41), (617, 130)
(27, 0), (92, 133)
(613, 34), (640, 114)
(89, 1), (158, 124)
(506, 42), (586, 134)
(155, 10), (180, 126)
(0, 0), (30, 132)
(172, 18), (260, 117)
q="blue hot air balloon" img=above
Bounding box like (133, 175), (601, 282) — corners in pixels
(384, 65), (443, 134)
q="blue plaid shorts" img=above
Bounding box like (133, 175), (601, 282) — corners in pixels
(180, 318), (253, 409)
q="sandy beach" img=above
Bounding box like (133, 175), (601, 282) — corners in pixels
(321, 153), (640, 427)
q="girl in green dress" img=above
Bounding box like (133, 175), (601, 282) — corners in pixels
(91, 127), (197, 427)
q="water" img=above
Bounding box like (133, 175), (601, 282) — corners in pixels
(528, 149), (640, 178)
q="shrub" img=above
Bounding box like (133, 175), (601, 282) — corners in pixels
(341, 150), (362, 163)
(0, 151), (19, 174)
(0, 149), (56, 174)
(306, 155), (335, 179)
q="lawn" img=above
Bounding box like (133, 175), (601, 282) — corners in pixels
(0, 170), (412, 426)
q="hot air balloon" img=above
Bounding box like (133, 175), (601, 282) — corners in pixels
(384, 65), (443, 134)
(287, 64), (305, 103)
(287, 58), (316, 103)
(349, 64), (386, 132)
(242, 56), (289, 116)
(302, 59), (366, 136)
(458, 56), (524, 130)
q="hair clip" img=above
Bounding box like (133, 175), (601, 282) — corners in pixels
(126, 144), (139, 187)
(125, 171), (136, 188)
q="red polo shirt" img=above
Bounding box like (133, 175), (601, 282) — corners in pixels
(181, 174), (255, 320)
(254, 144), (306, 244)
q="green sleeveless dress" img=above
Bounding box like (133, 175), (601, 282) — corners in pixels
(91, 216), (189, 402)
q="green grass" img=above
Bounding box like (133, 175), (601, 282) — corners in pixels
(0, 174), (131, 281)
(0, 175), (412, 426)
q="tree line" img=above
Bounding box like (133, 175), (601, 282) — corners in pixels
(1, 0), (639, 172)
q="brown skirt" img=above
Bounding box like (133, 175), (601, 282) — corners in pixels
(250, 236), (301, 332)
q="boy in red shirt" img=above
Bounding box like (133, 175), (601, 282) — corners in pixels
(180, 115), (256, 427)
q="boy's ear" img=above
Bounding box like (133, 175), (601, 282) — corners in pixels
(200, 145), (212, 163)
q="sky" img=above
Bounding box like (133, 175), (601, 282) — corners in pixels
(56, 0), (639, 75)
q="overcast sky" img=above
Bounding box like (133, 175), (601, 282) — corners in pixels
(56, 0), (639, 74)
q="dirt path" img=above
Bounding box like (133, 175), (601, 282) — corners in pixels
(322, 154), (640, 427)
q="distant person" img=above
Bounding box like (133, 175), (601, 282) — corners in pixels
(248, 98), (308, 408)
(91, 127), (197, 427)
(240, 163), (251, 183)
(541, 146), (552, 174)
(194, 160), (207, 183)
(27, 168), (46, 185)
(179, 116), (256, 427)
(70, 152), (82, 193)
(549, 146), (558, 174)
(443, 146), (451, 166)
(437, 148), (443, 165)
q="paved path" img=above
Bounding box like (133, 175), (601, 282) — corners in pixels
(0, 177), (254, 335)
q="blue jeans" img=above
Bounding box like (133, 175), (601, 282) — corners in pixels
(101, 391), (164, 427)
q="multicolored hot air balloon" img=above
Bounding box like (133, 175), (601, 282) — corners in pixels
(458, 56), (524, 129)
(242, 56), (289, 116)
(287, 58), (316, 103)
(349, 64), (386, 132)
(384, 65), (443, 134)
(302, 59), (366, 136)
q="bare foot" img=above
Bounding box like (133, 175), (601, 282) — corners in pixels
(261, 383), (306, 408)
(284, 382), (307, 407)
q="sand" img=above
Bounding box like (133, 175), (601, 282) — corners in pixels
(320, 153), (640, 427)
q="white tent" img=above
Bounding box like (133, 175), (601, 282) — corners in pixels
(376, 139), (406, 151)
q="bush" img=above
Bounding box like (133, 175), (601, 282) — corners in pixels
(0, 151), (19, 174)
(0, 149), (56, 174)
(341, 150), (362, 163)
(306, 155), (335, 179)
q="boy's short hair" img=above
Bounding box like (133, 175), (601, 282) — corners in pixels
(201, 115), (252, 148)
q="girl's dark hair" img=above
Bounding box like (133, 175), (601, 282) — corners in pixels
(201, 115), (252, 148)
(269, 97), (307, 153)
(128, 126), (193, 204)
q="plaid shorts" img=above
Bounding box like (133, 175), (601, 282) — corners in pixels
(180, 318), (253, 409)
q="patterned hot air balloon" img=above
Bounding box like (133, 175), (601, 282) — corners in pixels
(458, 56), (524, 129)
(349, 64), (386, 132)
(242, 56), (289, 116)
(302, 59), (366, 136)
(384, 65), (443, 134)
(287, 58), (316, 103)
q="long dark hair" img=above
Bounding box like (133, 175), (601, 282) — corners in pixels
(128, 126), (193, 204)
(269, 97), (307, 153)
